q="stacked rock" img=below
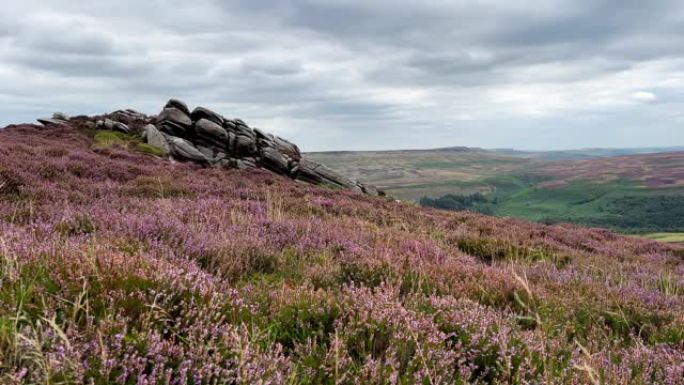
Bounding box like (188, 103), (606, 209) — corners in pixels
(38, 99), (383, 196)
(150, 99), (383, 196)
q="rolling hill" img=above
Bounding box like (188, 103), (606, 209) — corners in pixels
(1, 117), (683, 384)
(308, 148), (684, 235)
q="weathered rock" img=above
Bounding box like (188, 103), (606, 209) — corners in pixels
(216, 158), (233, 169)
(158, 120), (189, 137)
(143, 124), (170, 155)
(197, 145), (230, 165)
(102, 118), (130, 133)
(166, 136), (209, 163)
(110, 99), (385, 195)
(111, 109), (147, 122)
(195, 118), (229, 147)
(165, 99), (190, 116)
(232, 122), (256, 138)
(295, 159), (356, 189)
(273, 136), (301, 161)
(236, 158), (257, 170)
(233, 134), (257, 155)
(361, 184), (380, 197)
(253, 128), (274, 142)
(223, 120), (237, 130)
(158, 107), (192, 129)
(37, 118), (68, 126)
(195, 144), (215, 160)
(191, 107), (223, 126)
(260, 147), (291, 174)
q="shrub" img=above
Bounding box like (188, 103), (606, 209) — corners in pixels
(52, 112), (69, 120)
(55, 215), (96, 237)
(123, 176), (192, 198)
(456, 237), (552, 264)
(0, 169), (25, 199)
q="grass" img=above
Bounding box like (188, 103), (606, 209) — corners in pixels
(643, 232), (684, 243)
(496, 181), (684, 232)
(92, 130), (138, 148)
(135, 142), (165, 156)
(93, 130), (165, 157)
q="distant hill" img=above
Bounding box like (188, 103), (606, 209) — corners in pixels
(308, 146), (684, 234)
(494, 146), (684, 160)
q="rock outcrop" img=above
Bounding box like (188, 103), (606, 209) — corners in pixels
(37, 99), (383, 196)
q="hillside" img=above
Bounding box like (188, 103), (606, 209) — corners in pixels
(495, 146), (684, 161)
(1, 119), (684, 384)
(308, 148), (684, 234)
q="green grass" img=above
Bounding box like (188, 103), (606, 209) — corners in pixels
(135, 142), (165, 156)
(642, 233), (684, 243)
(492, 181), (684, 232)
(92, 130), (139, 148)
(419, 177), (684, 233)
(93, 130), (166, 157)
(495, 181), (637, 221)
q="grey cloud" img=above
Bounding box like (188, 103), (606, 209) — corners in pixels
(0, 0), (683, 151)
(241, 58), (303, 76)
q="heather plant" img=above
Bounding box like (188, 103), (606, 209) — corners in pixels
(0, 123), (683, 384)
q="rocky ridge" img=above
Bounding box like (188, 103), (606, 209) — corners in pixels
(38, 99), (383, 196)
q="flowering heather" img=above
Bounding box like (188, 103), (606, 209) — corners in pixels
(1, 123), (683, 384)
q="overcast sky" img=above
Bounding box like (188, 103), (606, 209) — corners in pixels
(1, 1), (684, 151)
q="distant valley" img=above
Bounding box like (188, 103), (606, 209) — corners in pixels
(308, 146), (684, 237)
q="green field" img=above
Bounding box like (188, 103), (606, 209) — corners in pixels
(642, 232), (684, 243)
(494, 180), (684, 232)
(308, 148), (684, 234)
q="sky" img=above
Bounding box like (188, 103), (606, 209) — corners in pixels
(1, 0), (684, 151)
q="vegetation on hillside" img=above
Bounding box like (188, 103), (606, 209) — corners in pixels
(419, 193), (495, 215)
(422, 182), (684, 233)
(310, 148), (684, 234)
(1, 124), (684, 384)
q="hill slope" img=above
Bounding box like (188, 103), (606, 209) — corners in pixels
(308, 148), (684, 234)
(1, 123), (684, 384)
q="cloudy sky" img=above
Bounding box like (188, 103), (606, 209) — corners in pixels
(1, 0), (684, 151)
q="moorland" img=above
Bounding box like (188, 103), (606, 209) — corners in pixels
(309, 148), (684, 237)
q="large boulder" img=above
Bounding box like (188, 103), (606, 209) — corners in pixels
(195, 118), (230, 148)
(295, 159), (356, 189)
(361, 184), (380, 197)
(228, 121), (256, 138)
(166, 136), (209, 163)
(233, 134), (257, 156)
(158, 121), (189, 137)
(253, 128), (274, 142)
(37, 118), (69, 126)
(158, 108), (192, 136)
(165, 99), (190, 116)
(191, 107), (223, 126)
(273, 136), (301, 161)
(259, 147), (290, 174)
(110, 109), (147, 123)
(97, 118), (130, 133)
(143, 124), (170, 155)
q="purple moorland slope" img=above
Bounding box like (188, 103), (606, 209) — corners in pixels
(0, 122), (683, 384)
